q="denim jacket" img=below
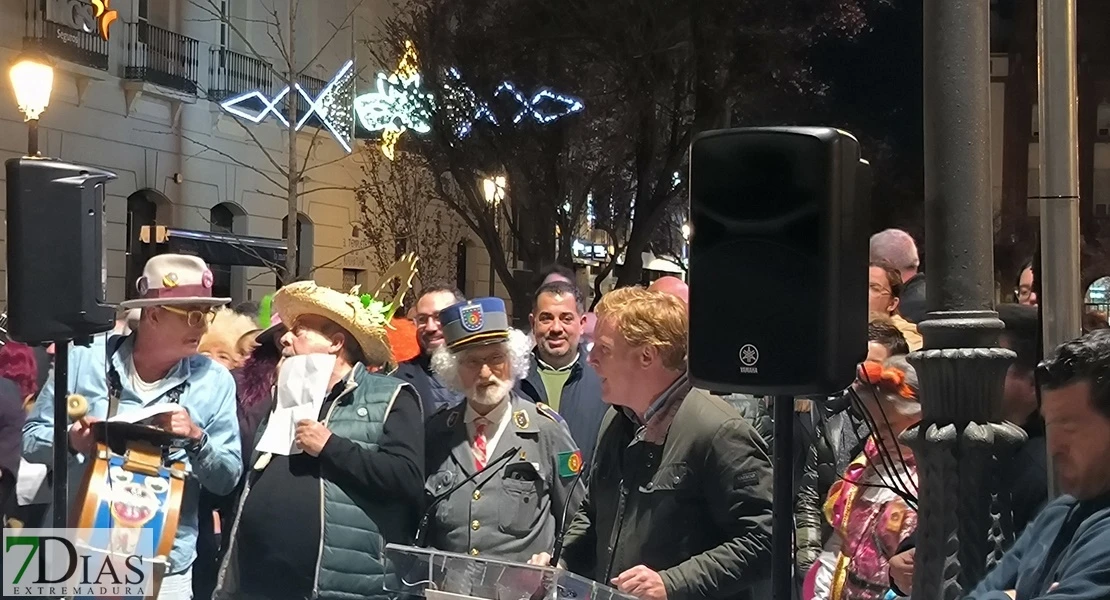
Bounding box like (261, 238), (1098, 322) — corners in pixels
(22, 334), (243, 573)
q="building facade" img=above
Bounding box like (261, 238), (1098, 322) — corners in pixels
(0, 0), (500, 310)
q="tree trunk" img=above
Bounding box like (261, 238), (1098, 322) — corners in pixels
(284, 0), (299, 284)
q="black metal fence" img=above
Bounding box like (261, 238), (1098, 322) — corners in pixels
(208, 47), (272, 101)
(24, 1), (110, 71)
(124, 22), (200, 94)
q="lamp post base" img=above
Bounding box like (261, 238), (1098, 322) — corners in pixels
(905, 346), (1021, 600)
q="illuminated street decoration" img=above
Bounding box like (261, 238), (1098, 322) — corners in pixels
(219, 40), (585, 157)
(353, 74), (434, 159)
(220, 60), (356, 154)
(91, 0), (118, 40)
(443, 68), (498, 139)
(221, 87), (292, 126)
(354, 42), (586, 159)
(354, 41), (433, 159)
(47, 0), (117, 40)
(295, 60), (356, 153)
(493, 81), (584, 125)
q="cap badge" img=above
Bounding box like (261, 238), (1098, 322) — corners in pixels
(460, 304), (484, 333)
(202, 269), (214, 289)
(136, 276), (150, 295)
(162, 273), (179, 288)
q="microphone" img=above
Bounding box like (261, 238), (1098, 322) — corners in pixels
(415, 445), (521, 547)
(549, 465), (586, 566)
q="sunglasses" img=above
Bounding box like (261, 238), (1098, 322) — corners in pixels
(161, 305), (217, 328)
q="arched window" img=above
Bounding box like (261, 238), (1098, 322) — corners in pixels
(281, 212), (314, 282)
(210, 203), (235, 233)
(125, 193), (159, 300)
(209, 203), (245, 299)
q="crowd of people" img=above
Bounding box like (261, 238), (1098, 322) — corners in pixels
(1, 227), (1110, 600)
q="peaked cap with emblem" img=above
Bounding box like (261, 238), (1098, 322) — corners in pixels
(120, 254), (231, 309)
(439, 297), (510, 351)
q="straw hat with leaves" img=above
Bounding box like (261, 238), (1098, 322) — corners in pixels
(271, 254), (420, 371)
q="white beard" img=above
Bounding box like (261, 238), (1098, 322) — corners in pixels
(468, 377), (513, 407)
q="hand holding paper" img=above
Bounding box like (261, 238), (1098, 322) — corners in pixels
(256, 354), (337, 455)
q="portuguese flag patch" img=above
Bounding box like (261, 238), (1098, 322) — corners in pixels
(557, 450), (583, 478)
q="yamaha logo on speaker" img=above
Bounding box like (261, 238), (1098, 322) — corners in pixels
(738, 344), (760, 374)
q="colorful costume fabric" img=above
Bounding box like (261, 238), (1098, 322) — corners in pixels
(805, 438), (918, 600)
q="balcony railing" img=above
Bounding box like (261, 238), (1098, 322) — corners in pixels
(124, 22), (200, 95)
(208, 47), (272, 101)
(24, 0), (109, 71)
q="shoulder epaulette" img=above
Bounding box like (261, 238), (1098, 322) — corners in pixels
(535, 402), (566, 425)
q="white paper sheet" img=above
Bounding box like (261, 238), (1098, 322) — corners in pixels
(107, 403), (181, 424)
(255, 353), (337, 456)
(16, 459), (50, 506)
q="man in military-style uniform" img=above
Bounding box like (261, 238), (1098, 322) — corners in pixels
(424, 297), (585, 563)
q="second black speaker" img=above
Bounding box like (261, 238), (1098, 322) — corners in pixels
(688, 127), (871, 396)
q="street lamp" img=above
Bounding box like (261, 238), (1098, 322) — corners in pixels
(482, 176), (507, 296)
(9, 50), (55, 156)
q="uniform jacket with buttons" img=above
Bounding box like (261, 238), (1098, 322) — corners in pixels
(561, 374), (773, 600)
(423, 393), (585, 563)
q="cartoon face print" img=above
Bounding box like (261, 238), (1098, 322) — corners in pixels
(108, 467), (166, 528)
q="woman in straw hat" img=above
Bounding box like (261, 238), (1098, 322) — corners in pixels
(216, 281), (424, 600)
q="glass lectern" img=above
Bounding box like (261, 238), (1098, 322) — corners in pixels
(383, 544), (637, 600)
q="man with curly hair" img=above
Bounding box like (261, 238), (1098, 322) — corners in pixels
(423, 297), (584, 561)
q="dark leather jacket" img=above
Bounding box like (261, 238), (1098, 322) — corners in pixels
(562, 376), (773, 600)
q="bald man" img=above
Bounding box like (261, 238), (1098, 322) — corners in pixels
(648, 276), (689, 305)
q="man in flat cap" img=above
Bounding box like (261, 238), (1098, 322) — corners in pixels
(423, 297), (584, 562)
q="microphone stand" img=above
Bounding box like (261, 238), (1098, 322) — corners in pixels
(531, 466), (587, 600)
(550, 466), (586, 566)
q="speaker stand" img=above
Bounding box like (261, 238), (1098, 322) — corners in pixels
(771, 395), (794, 600)
(51, 340), (70, 528)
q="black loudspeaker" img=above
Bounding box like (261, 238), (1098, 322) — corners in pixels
(6, 157), (117, 343)
(688, 127), (871, 396)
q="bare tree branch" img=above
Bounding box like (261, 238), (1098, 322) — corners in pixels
(187, 0), (285, 80)
(298, 126), (326, 176)
(141, 127), (287, 191)
(185, 137), (285, 191)
(301, 0), (366, 75)
(223, 114), (294, 178)
(301, 185), (357, 196)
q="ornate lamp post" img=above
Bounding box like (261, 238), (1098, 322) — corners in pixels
(9, 50), (54, 156)
(910, 1), (1022, 598)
